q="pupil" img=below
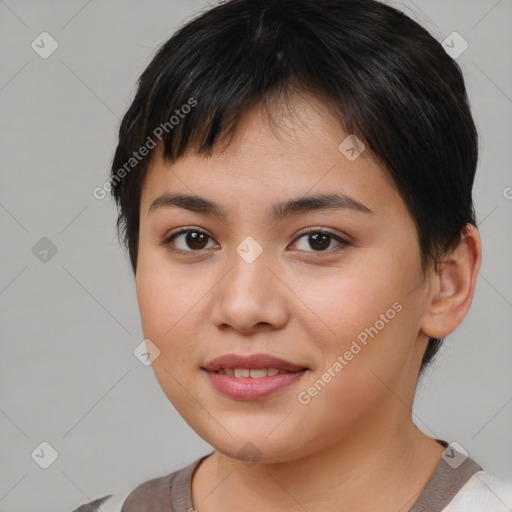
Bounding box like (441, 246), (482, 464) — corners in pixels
(310, 233), (330, 251)
(184, 232), (331, 251)
(187, 231), (207, 250)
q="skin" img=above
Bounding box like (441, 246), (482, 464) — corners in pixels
(135, 93), (481, 511)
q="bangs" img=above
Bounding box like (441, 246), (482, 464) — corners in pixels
(125, 6), (360, 164)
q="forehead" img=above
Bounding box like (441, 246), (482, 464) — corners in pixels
(141, 94), (402, 219)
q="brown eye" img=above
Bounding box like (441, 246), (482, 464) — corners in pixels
(184, 231), (209, 250)
(292, 230), (347, 253)
(307, 232), (331, 251)
(164, 229), (216, 252)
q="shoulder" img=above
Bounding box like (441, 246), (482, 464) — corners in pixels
(70, 473), (176, 512)
(70, 473), (175, 512)
(71, 494), (114, 512)
(442, 471), (512, 511)
(69, 455), (205, 512)
(70, 487), (137, 512)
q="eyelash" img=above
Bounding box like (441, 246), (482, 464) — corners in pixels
(161, 227), (349, 256)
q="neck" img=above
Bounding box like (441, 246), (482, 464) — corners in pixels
(192, 414), (444, 512)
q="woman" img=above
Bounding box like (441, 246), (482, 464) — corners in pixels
(73, 0), (509, 510)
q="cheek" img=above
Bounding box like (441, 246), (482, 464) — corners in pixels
(135, 251), (202, 363)
(135, 260), (207, 412)
(293, 249), (423, 382)
(291, 260), (403, 343)
(292, 279), (414, 443)
(136, 240), (200, 327)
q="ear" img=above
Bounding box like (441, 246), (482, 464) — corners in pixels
(420, 224), (482, 339)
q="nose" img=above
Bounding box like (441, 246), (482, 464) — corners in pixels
(210, 248), (290, 334)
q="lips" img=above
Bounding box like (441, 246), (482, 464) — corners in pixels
(202, 353), (307, 374)
(202, 353), (309, 400)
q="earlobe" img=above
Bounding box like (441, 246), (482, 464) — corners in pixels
(420, 225), (482, 339)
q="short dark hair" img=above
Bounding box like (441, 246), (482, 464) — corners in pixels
(110, 0), (478, 373)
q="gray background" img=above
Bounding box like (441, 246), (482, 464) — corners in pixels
(0, 1), (511, 511)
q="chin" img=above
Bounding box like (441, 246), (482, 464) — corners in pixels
(195, 420), (317, 465)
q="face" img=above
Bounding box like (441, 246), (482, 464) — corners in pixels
(136, 95), (432, 464)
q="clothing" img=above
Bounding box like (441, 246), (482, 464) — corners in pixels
(71, 441), (511, 512)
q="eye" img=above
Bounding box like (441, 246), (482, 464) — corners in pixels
(291, 229), (348, 253)
(162, 227), (348, 255)
(162, 228), (218, 252)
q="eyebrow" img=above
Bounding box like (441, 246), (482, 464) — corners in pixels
(148, 192), (373, 220)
